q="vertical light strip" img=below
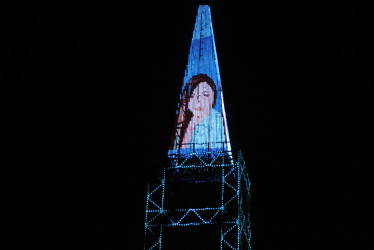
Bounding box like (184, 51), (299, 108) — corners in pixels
(144, 183), (150, 250)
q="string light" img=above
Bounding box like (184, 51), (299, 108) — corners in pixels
(144, 4), (251, 249)
(144, 150), (251, 249)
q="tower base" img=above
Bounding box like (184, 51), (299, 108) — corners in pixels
(144, 151), (251, 250)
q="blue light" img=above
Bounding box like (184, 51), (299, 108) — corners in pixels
(144, 5), (251, 250)
(144, 151), (251, 249)
(168, 5), (232, 157)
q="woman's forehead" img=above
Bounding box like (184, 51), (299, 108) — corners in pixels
(194, 82), (212, 91)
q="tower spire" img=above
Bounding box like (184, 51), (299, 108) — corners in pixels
(168, 5), (231, 156)
(144, 5), (251, 249)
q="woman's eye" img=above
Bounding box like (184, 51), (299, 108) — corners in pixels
(203, 91), (210, 97)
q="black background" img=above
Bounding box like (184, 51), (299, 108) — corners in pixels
(3, 0), (372, 249)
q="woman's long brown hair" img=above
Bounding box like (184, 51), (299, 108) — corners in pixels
(169, 74), (217, 150)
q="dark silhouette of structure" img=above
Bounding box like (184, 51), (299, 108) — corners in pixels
(144, 5), (251, 249)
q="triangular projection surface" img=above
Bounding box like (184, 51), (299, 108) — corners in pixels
(169, 5), (231, 156)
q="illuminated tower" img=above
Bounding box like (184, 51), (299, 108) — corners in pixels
(144, 5), (251, 250)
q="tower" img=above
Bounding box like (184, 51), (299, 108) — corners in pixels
(144, 5), (251, 249)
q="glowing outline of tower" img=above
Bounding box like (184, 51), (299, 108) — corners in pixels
(144, 5), (251, 249)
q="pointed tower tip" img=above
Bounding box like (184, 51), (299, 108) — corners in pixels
(198, 4), (211, 11)
(168, 4), (231, 157)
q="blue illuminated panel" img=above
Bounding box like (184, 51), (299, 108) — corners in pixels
(168, 5), (231, 156)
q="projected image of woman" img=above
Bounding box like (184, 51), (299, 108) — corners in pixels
(170, 74), (225, 152)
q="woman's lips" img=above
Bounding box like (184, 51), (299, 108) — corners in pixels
(193, 107), (204, 111)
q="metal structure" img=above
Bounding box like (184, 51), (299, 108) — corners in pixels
(144, 151), (251, 249)
(144, 5), (251, 249)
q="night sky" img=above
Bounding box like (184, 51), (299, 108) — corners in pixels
(4, 1), (372, 249)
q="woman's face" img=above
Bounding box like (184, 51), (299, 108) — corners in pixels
(188, 81), (214, 119)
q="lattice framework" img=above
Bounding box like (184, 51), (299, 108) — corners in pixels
(144, 151), (251, 250)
